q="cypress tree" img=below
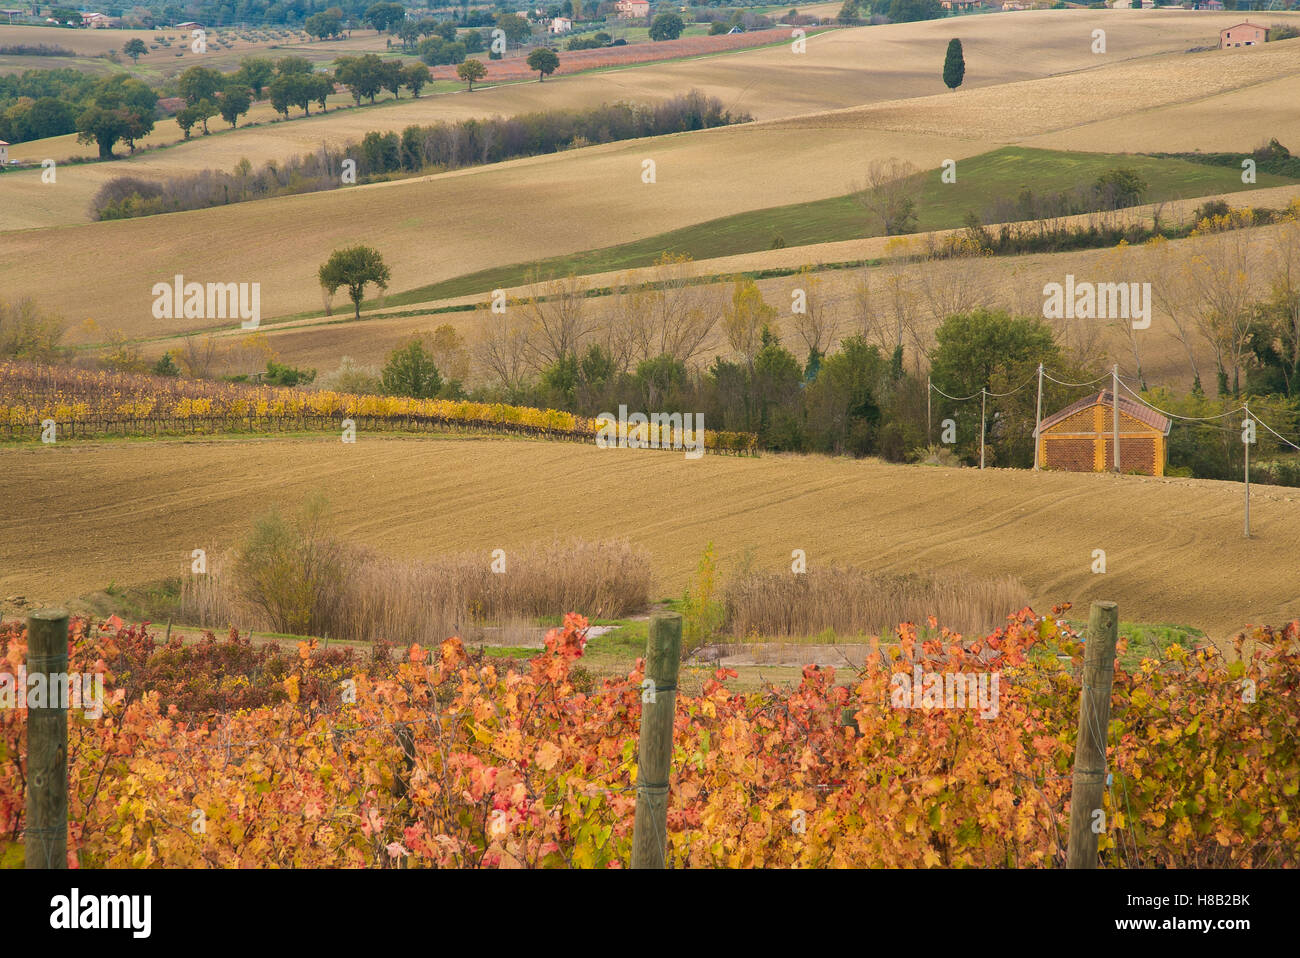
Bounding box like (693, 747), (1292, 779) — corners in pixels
(943, 38), (965, 91)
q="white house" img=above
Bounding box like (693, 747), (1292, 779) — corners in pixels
(616, 0), (650, 18)
(549, 16), (572, 32)
(0, 141), (9, 165)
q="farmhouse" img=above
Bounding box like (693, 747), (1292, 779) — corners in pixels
(616, 0), (650, 18)
(941, 0), (982, 9)
(0, 140), (8, 165)
(1036, 390), (1171, 476)
(549, 16), (573, 32)
(1220, 22), (1265, 48)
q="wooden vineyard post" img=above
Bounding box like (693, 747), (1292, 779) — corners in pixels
(1066, 601), (1119, 869)
(631, 612), (682, 869)
(25, 609), (69, 869)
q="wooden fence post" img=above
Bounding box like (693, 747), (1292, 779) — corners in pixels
(631, 612), (682, 869)
(25, 608), (69, 869)
(1066, 600), (1119, 869)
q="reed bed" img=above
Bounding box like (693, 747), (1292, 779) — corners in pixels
(722, 567), (1031, 641)
(180, 538), (651, 646)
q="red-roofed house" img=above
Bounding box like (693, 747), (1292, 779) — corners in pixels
(1036, 390), (1171, 475)
(1220, 21), (1265, 48)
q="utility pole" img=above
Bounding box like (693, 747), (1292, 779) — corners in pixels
(1112, 364), (1120, 473)
(1033, 363), (1043, 471)
(1244, 403), (1252, 539)
(927, 375), (932, 446)
(980, 388), (986, 470)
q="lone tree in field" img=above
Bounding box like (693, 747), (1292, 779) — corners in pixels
(123, 38), (147, 62)
(318, 246), (391, 321)
(943, 38), (965, 90)
(457, 58), (487, 91)
(854, 156), (921, 236)
(649, 12), (685, 41)
(527, 47), (559, 81)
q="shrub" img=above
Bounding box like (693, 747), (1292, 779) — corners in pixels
(681, 542), (725, 657)
(152, 352), (180, 377)
(231, 493), (350, 637)
(0, 297), (65, 362)
(315, 355), (382, 394)
(263, 359), (316, 386)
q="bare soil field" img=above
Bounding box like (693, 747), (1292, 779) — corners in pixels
(0, 122), (979, 323)
(5, 12), (1292, 228)
(2, 435), (1296, 644)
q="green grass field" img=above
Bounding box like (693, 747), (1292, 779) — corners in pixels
(376, 146), (1296, 307)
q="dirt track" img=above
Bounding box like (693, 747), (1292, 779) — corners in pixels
(2, 435), (1297, 644)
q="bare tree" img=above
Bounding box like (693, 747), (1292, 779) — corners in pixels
(473, 303), (530, 394)
(428, 323), (470, 383)
(1089, 243), (1146, 387)
(879, 237), (917, 352)
(788, 265), (839, 359)
(1147, 234), (1204, 385)
(179, 333), (220, 379)
(854, 157), (921, 236)
(520, 271), (596, 371)
(1181, 224), (1255, 394)
(849, 272), (884, 346)
(914, 242), (994, 352)
(620, 254), (720, 367)
(1263, 215), (1300, 395)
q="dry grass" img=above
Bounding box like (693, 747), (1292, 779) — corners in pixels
(723, 567), (1030, 640)
(179, 537), (651, 645)
(6, 435), (1300, 644)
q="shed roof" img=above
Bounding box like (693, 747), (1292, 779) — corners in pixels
(1038, 389), (1171, 436)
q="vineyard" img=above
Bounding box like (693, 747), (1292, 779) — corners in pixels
(2, 610), (1296, 868)
(429, 29), (829, 84)
(0, 363), (759, 454)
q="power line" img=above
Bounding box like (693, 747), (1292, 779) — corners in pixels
(1042, 371), (1111, 389)
(1114, 378), (1246, 423)
(928, 383), (984, 402)
(1252, 412), (1300, 453)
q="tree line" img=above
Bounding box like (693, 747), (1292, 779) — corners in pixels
(90, 90), (750, 219)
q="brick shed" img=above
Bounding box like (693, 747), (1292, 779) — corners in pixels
(1036, 390), (1171, 476)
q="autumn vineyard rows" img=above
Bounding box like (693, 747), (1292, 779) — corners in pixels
(1, 611), (1296, 868)
(0, 363), (759, 453)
